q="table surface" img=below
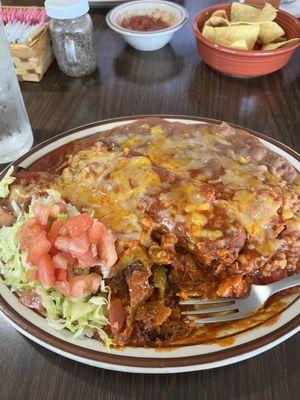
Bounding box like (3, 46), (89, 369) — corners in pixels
(1, 1), (299, 399)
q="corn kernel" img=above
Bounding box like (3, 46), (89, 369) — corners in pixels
(123, 147), (130, 155)
(197, 203), (210, 211)
(296, 186), (300, 195)
(192, 213), (207, 226)
(282, 210), (294, 220)
(238, 254), (247, 264)
(151, 126), (164, 140)
(188, 243), (195, 251)
(192, 227), (223, 239)
(237, 156), (247, 164)
(184, 203), (210, 213)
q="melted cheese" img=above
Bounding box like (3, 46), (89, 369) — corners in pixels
(228, 189), (281, 251)
(50, 120), (299, 265)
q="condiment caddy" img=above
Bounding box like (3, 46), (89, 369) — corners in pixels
(0, 6), (54, 82)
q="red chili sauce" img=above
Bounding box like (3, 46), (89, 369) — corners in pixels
(121, 14), (170, 32)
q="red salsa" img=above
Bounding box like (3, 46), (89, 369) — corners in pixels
(121, 14), (170, 32)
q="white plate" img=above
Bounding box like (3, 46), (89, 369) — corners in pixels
(0, 116), (299, 374)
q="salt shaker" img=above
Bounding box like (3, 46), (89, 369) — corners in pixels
(45, 0), (97, 77)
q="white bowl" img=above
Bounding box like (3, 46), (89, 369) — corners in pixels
(106, 0), (189, 51)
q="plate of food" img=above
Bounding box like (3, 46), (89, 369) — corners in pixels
(0, 116), (299, 373)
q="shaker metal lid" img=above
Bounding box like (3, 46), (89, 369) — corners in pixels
(45, 0), (89, 19)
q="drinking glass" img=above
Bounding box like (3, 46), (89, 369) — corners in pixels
(0, 18), (33, 163)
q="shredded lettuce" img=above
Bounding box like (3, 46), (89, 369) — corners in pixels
(0, 166), (16, 198)
(31, 189), (81, 219)
(45, 189), (62, 203)
(0, 213), (32, 291)
(29, 189), (63, 214)
(57, 213), (68, 220)
(38, 287), (112, 347)
(0, 193), (112, 348)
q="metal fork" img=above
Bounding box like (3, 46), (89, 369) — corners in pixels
(179, 274), (300, 324)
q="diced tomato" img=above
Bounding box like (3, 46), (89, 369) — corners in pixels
(19, 220), (52, 265)
(26, 268), (38, 281)
(70, 277), (86, 298)
(59, 225), (68, 236)
(19, 219), (47, 248)
(97, 231), (118, 278)
(62, 252), (77, 267)
(77, 248), (98, 269)
(52, 252), (68, 269)
(91, 243), (98, 257)
(70, 273), (102, 298)
(34, 203), (50, 226)
(85, 272), (102, 293)
(64, 213), (93, 238)
(70, 232), (90, 256)
(49, 246), (60, 257)
(88, 220), (106, 243)
(55, 280), (72, 297)
(55, 269), (67, 281)
(38, 254), (56, 289)
(47, 220), (63, 245)
(26, 235), (52, 265)
(55, 233), (90, 258)
(109, 298), (126, 334)
(26, 217), (45, 230)
(55, 235), (72, 253)
(52, 251), (77, 268)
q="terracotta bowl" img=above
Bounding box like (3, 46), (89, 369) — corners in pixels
(193, 3), (300, 78)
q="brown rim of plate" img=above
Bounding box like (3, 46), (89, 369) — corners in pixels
(0, 114), (299, 369)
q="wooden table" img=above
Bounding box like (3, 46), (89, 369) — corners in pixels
(1, 1), (299, 399)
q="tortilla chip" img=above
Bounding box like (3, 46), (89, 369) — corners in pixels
(205, 9), (230, 27)
(262, 38), (300, 50)
(202, 25), (216, 41)
(202, 26), (233, 48)
(205, 16), (230, 27)
(230, 39), (248, 50)
(202, 24), (260, 50)
(231, 2), (277, 23)
(202, 3), (291, 52)
(230, 21), (260, 26)
(258, 21), (284, 44)
(272, 37), (287, 43)
(212, 10), (228, 19)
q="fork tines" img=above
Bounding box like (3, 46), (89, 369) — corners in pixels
(179, 298), (241, 324)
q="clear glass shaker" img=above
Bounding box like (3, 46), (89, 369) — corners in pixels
(0, 18), (33, 163)
(45, 0), (97, 78)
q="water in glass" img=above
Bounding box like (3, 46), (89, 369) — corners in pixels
(0, 20), (33, 163)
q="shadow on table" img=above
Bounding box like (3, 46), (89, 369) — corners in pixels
(113, 44), (184, 85)
(21, 61), (102, 95)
